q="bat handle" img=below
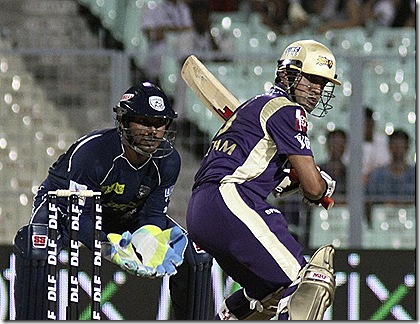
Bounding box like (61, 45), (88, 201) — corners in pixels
(320, 196), (335, 210)
(289, 168), (335, 210)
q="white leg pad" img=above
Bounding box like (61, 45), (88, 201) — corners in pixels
(287, 244), (336, 320)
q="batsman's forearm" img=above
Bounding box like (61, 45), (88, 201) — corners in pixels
(289, 168), (334, 210)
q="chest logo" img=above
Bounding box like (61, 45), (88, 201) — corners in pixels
(102, 182), (125, 195)
(137, 185), (152, 199)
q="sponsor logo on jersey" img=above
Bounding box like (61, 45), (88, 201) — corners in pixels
(149, 96), (165, 111)
(316, 55), (334, 69)
(284, 46), (301, 57)
(295, 109), (307, 132)
(102, 182), (125, 195)
(294, 133), (311, 150)
(208, 139), (237, 156)
(104, 201), (138, 211)
(120, 93), (135, 101)
(265, 208), (281, 215)
(165, 185), (174, 197)
(137, 185), (151, 199)
(33, 234), (48, 248)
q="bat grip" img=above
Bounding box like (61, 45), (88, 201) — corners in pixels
(289, 168), (334, 210)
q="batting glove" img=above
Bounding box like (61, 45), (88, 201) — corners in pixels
(320, 171), (336, 198)
(302, 170), (336, 207)
(131, 224), (187, 278)
(102, 231), (156, 277)
(272, 169), (301, 198)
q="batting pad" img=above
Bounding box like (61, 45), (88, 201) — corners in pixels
(287, 244), (336, 320)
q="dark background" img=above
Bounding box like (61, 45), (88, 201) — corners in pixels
(0, 246), (415, 320)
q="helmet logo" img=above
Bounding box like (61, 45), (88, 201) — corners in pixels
(121, 93), (135, 101)
(284, 46), (301, 57)
(149, 96), (165, 111)
(316, 55), (333, 69)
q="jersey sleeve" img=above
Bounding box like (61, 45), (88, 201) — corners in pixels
(266, 105), (313, 157)
(138, 149), (181, 229)
(66, 135), (110, 248)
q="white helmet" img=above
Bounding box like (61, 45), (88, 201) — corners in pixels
(276, 40), (341, 117)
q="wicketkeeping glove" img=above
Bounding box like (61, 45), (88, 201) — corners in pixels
(131, 224), (188, 278)
(102, 231), (156, 277)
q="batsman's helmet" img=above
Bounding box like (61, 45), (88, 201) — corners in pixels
(276, 40), (341, 117)
(114, 82), (177, 158)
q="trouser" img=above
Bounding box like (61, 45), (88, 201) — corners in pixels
(186, 182), (307, 318)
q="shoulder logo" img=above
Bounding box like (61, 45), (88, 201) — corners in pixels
(149, 96), (165, 111)
(295, 109), (307, 132)
(165, 185), (174, 197)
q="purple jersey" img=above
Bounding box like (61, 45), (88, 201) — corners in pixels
(193, 85), (313, 198)
(187, 85), (312, 298)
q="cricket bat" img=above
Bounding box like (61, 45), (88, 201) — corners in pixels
(181, 55), (239, 122)
(181, 55), (334, 210)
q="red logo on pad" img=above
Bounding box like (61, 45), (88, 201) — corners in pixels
(33, 235), (48, 248)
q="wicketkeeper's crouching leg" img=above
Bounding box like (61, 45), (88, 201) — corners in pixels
(13, 224), (51, 320)
(169, 239), (214, 320)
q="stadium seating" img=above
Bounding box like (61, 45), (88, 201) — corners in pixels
(0, 1), (415, 249)
(0, 37), (79, 243)
(74, 2), (415, 162)
(362, 205), (416, 249)
(310, 204), (416, 250)
(310, 206), (352, 248)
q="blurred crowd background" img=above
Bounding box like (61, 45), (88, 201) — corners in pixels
(0, 0), (416, 249)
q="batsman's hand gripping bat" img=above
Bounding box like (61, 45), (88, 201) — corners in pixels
(290, 168), (334, 210)
(181, 55), (334, 210)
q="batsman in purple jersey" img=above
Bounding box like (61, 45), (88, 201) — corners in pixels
(187, 40), (341, 320)
(13, 82), (212, 320)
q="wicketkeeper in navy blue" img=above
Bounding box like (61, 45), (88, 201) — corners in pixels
(13, 82), (212, 320)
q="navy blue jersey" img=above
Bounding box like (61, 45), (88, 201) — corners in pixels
(31, 128), (181, 248)
(193, 85), (313, 199)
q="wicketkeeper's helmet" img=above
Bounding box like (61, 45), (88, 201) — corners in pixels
(114, 82), (177, 158)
